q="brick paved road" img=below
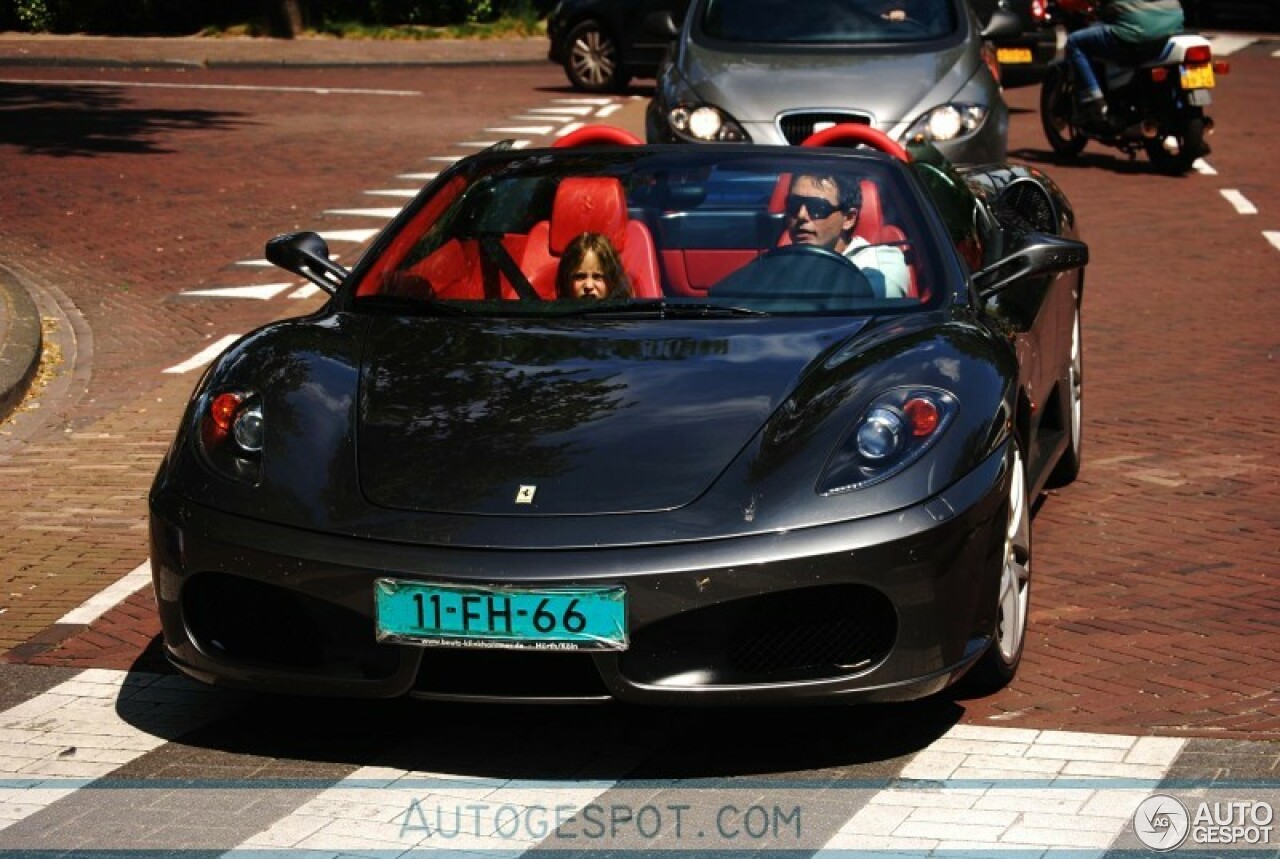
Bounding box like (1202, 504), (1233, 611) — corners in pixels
(1, 39), (1278, 745)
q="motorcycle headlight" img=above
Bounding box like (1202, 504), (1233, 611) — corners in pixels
(818, 386), (958, 494)
(668, 104), (751, 143)
(905, 103), (988, 143)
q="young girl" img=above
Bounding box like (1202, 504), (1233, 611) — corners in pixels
(556, 232), (633, 300)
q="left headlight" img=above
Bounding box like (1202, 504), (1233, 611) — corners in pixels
(904, 103), (988, 143)
(818, 386), (958, 495)
(667, 104), (751, 142)
(197, 390), (264, 484)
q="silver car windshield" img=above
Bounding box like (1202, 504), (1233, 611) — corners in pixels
(701, 0), (958, 43)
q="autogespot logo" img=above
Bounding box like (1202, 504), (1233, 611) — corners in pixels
(1135, 794), (1191, 851)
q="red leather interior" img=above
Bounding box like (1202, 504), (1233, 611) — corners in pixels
(524, 177), (662, 298)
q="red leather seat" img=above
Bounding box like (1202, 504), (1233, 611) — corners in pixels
(522, 177), (662, 299)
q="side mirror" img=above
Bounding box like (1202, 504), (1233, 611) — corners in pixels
(973, 232), (1088, 298)
(980, 8), (1023, 41)
(265, 231), (348, 294)
(642, 10), (680, 39)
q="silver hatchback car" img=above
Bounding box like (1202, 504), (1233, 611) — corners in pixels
(646, 0), (1012, 164)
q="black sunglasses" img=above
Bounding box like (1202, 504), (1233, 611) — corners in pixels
(785, 193), (844, 219)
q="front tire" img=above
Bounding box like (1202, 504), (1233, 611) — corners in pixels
(1047, 303), (1083, 487)
(965, 443), (1032, 694)
(563, 20), (629, 93)
(1040, 65), (1088, 159)
(1145, 115), (1206, 175)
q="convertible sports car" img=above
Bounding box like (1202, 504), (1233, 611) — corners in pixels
(149, 125), (1087, 705)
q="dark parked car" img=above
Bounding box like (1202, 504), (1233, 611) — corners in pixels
(547, 0), (690, 92)
(970, 0), (1060, 75)
(150, 124), (1087, 705)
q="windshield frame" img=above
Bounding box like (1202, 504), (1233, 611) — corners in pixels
(340, 144), (965, 319)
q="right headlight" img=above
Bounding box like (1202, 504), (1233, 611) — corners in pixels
(904, 103), (988, 143)
(818, 386), (959, 495)
(197, 389), (264, 484)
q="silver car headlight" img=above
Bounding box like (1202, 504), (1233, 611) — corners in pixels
(668, 104), (751, 143)
(904, 103), (988, 143)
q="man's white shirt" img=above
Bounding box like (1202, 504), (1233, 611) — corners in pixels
(843, 236), (910, 299)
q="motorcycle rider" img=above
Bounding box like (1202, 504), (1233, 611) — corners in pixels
(1061, 0), (1185, 129)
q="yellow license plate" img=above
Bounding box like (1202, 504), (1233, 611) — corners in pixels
(997, 47), (1033, 64)
(1181, 63), (1215, 89)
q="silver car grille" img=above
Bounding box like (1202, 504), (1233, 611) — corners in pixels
(777, 110), (873, 145)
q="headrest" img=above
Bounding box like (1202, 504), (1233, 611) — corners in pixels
(549, 177), (629, 256)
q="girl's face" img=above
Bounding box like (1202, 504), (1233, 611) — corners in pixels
(570, 250), (609, 299)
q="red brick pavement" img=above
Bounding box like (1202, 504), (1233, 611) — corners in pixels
(4, 38), (1278, 741)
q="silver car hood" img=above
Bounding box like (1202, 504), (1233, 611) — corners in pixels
(681, 40), (981, 127)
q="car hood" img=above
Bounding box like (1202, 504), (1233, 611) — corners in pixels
(680, 40), (978, 126)
(357, 315), (869, 516)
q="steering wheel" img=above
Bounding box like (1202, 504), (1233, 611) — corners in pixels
(761, 243), (861, 270)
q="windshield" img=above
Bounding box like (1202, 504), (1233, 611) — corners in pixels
(699, 0), (958, 44)
(352, 149), (950, 316)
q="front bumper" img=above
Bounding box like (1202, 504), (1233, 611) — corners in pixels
(149, 442), (1013, 705)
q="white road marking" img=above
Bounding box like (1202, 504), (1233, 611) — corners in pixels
(1220, 188), (1257, 214)
(364, 189), (418, 198)
(397, 172), (439, 181)
(426, 155), (463, 163)
(457, 140), (502, 148)
(0, 669), (236, 832)
(486, 125), (555, 135)
(553, 97), (615, 106)
(525, 105), (594, 116)
(318, 228), (378, 243)
(1208, 34), (1256, 56)
(180, 283), (295, 300)
(324, 207), (401, 218)
(1193, 158), (1217, 175)
(1265, 231), (1280, 253)
(56, 562), (152, 626)
(289, 285), (324, 299)
(595, 104), (622, 118)
(510, 114), (575, 123)
(556, 122), (585, 137)
(816, 725), (1185, 855)
(162, 335), (241, 374)
(0, 78), (421, 97)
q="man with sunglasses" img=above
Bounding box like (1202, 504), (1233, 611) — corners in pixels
(786, 174), (910, 299)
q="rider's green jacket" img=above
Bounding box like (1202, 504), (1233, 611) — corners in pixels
(1099, 0), (1185, 42)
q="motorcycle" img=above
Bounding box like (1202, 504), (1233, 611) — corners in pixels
(1039, 2), (1228, 174)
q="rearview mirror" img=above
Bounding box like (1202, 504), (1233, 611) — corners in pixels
(980, 8), (1023, 41)
(642, 10), (680, 39)
(973, 232), (1088, 298)
(265, 231), (349, 294)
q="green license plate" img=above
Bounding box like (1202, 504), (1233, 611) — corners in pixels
(374, 580), (627, 651)
(1181, 63), (1215, 89)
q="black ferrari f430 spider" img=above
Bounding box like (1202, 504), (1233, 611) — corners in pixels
(149, 124), (1087, 705)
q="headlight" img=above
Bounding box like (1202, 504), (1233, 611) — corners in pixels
(198, 390), (264, 483)
(904, 103), (988, 143)
(818, 386), (958, 494)
(668, 104), (750, 143)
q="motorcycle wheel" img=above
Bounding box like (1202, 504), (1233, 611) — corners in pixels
(1145, 115), (1206, 175)
(1040, 66), (1088, 159)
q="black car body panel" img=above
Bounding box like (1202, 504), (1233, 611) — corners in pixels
(150, 134), (1086, 704)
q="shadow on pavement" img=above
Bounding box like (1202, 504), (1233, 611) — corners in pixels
(0, 81), (247, 157)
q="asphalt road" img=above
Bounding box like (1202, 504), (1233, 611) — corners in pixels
(0, 35), (1277, 856)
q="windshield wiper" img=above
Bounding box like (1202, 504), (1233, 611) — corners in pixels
(558, 300), (770, 318)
